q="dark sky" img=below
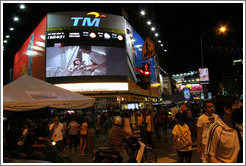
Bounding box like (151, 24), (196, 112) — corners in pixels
(3, 2), (243, 86)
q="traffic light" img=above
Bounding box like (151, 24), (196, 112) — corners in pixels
(135, 62), (151, 89)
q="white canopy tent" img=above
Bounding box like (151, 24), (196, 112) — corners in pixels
(3, 75), (95, 111)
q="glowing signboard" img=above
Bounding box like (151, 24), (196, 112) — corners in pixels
(71, 12), (106, 27)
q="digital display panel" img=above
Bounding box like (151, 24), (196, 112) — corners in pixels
(132, 28), (156, 83)
(200, 92), (204, 100)
(208, 92), (212, 99)
(184, 88), (191, 100)
(199, 68), (209, 82)
(46, 31), (127, 78)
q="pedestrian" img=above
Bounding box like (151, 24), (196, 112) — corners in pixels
(172, 113), (192, 163)
(67, 116), (80, 151)
(171, 102), (178, 128)
(49, 116), (65, 152)
(123, 110), (132, 134)
(79, 117), (88, 156)
(205, 95), (240, 163)
(145, 108), (153, 147)
(196, 100), (219, 162)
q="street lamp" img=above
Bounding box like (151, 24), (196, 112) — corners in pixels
(200, 26), (227, 68)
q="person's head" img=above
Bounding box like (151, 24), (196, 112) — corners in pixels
(171, 102), (176, 107)
(113, 116), (123, 126)
(214, 95), (237, 118)
(203, 100), (214, 116)
(175, 113), (185, 125)
(54, 116), (60, 123)
(80, 46), (91, 54)
(73, 58), (82, 66)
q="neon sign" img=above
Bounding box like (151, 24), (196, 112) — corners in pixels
(71, 12), (106, 27)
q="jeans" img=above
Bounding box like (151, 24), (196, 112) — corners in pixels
(69, 135), (78, 150)
(119, 148), (130, 163)
(177, 150), (192, 163)
(146, 131), (153, 147)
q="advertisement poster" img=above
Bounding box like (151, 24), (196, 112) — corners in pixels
(46, 46), (126, 77)
(199, 68), (209, 82)
(132, 28), (156, 83)
(13, 16), (47, 80)
(184, 88), (191, 100)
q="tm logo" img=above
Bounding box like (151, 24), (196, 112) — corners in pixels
(71, 12), (106, 27)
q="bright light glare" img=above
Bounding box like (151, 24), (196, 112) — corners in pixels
(10, 27), (14, 31)
(147, 21), (151, 25)
(55, 83), (129, 92)
(155, 33), (159, 37)
(36, 41), (45, 47)
(151, 27), (155, 31)
(140, 10), (145, 16)
(164, 49), (167, 52)
(6, 35), (10, 38)
(160, 44), (164, 47)
(158, 40), (161, 43)
(14, 17), (19, 21)
(219, 26), (227, 32)
(20, 4), (25, 9)
(4, 40), (7, 43)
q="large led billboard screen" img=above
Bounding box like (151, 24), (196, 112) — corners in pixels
(125, 21), (157, 84)
(199, 68), (209, 82)
(46, 46), (126, 77)
(46, 31), (127, 78)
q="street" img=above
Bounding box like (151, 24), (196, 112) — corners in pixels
(64, 128), (201, 163)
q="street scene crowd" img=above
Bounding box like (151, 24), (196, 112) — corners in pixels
(3, 95), (243, 163)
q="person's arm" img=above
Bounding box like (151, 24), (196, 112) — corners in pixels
(38, 137), (50, 141)
(206, 155), (221, 163)
(31, 144), (46, 148)
(197, 127), (203, 154)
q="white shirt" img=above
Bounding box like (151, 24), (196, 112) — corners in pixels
(205, 118), (240, 163)
(89, 51), (106, 75)
(196, 113), (219, 144)
(49, 122), (64, 141)
(123, 118), (132, 134)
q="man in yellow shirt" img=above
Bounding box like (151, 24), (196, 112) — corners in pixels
(145, 109), (153, 147)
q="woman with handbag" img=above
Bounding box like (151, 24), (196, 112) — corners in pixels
(172, 113), (193, 163)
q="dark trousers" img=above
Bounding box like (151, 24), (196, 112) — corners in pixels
(146, 131), (153, 147)
(177, 150), (192, 163)
(55, 140), (64, 152)
(69, 135), (78, 150)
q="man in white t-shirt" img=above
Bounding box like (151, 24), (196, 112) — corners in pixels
(196, 100), (219, 162)
(205, 96), (240, 163)
(79, 46), (106, 75)
(49, 116), (65, 152)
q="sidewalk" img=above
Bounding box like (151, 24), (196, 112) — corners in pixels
(64, 128), (202, 163)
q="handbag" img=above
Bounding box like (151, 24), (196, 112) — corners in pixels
(173, 124), (191, 151)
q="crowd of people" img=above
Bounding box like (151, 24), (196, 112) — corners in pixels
(172, 96), (243, 163)
(3, 95), (243, 163)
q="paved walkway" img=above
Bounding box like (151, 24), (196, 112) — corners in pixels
(63, 128), (202, 163)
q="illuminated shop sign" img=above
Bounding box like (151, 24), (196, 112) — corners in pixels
(47, 12), (125, 32)
(71, 12), (106, 27)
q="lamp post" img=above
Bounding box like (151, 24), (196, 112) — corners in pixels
(200, 26), (227, 94)
(200, 26), (227, 68)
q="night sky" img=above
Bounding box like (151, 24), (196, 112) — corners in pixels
(3, 2), (244, 92)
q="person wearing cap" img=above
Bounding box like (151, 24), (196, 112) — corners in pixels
(109, 116), (138, 163)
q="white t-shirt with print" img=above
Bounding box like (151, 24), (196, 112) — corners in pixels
(196, 113), (219, 144)
(49, 122), (64, 141)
